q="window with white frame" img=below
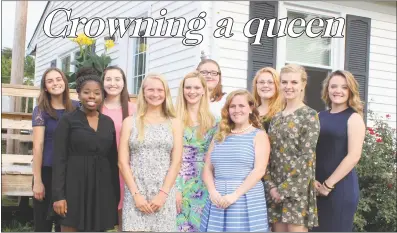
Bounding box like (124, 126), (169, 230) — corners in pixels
(59, 50), (80, 74)
(132, 32), (147, 94)
(285, 10), (335, 112)
(286, 11), (332, 68)
(61, 55), (71, 74)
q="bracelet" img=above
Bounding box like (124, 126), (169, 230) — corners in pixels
(159, 189), (169, 196)
(132, 191), (139, 197)
(323, 181), (334, 190)
(269, 186), (276, 191)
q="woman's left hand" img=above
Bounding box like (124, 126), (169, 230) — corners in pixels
(317, 184), (331, 196)
(149, 192), (167, 212)
(220, 192), (239, 209)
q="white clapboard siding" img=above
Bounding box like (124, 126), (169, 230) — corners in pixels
(34, 1), (151, 86)
(148, 1), (202, 95)
(211, 1), (250, 91)
(368, 16), (396, 126)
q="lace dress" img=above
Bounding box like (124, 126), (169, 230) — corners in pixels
(122, 116), (176, 232)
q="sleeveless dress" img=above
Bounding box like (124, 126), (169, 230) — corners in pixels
(311, 108), (360, 231)
(122, 116), (177, 232)
(176, 125), (218, 232)
(200, 129), (269, 232)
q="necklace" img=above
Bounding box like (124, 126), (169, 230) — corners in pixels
(231, 124), (252, 134)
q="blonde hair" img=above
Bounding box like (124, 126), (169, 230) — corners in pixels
(136, 73), (176, 141)
(214, 90), (261, 143)
(280, 64), (308, 102)
(252, 67), (283, 121)
(176, 71), (215, 139)
(322, 70), (364, 117)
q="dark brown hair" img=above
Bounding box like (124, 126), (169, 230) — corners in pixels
(102, 66), (131, 120)
(37, 68), (75, 119)
(196, 59), (225, 102)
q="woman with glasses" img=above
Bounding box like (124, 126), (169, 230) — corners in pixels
(251, 67), (283, 132)
(196, 59), (227, 122)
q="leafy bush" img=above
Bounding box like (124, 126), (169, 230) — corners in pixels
(354, 111), (397, 231)
(67, 33), (115, 88)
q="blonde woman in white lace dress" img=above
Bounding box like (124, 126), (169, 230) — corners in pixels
(118, 73), (183, 232)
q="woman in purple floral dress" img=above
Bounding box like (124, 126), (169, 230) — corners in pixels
(175, 71), (218, 232)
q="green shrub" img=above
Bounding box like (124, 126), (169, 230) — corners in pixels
(354, 111), (397, 231)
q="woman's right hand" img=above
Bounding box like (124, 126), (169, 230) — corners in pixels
(176, 191), (182, 214)
(270, 187), (281, 203)
(53, 200), (67, 217)
(134, 193), (154, 214)
(209, 190), (225, 208)
(33, 181), (45, 201)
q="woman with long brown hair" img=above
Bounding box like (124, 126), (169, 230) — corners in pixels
(32, 68), (78, 231)
(312, 70), (365, 231)
(101, 66), (137, 229)
(252, 67), (283, 132)
(196, 59), (227, 122)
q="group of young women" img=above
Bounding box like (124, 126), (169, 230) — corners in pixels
(32, 59), (366, 232)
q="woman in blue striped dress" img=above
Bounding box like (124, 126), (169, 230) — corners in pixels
(200, 89), (271, 232)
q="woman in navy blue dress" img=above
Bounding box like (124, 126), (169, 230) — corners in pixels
(312, 70), (366, 231)
(32, 68), (79, 232)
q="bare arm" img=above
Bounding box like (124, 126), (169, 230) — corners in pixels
(325, 113), (366, 187)
(234, 131), (270, 198)
(118, 116), (140, 196)
(160, 118), (183, 193)
(202, 141), (216, 193)
(32, 127), (45, 184)
(263, 120), (276, 193)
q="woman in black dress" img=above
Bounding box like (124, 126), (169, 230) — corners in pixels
(52, 68), (119, 232)
(312, 70), (366, 231)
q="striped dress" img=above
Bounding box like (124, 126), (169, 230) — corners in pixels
(200, 129), (269, 232)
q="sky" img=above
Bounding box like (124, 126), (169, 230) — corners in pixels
(1, 1), (47, 49)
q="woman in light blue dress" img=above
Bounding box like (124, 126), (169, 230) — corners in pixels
(200, 90), (271, 232)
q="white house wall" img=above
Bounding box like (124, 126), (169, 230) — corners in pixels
(34, 1), (145, 85)
(210, 1), (396, 127)
(148, 1), (202, 97)
(209, 1), (250, 94)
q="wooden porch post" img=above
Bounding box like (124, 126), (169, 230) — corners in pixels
(6, 1), (28, 154)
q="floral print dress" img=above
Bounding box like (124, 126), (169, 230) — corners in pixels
(176, 125), (217, 232)
(263, 105), (320, 228)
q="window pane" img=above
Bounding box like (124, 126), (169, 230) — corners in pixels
(132, 30), (147, 94)
(138, 54), (144, 76)
(142, 53), (146, 75)
(286, 11), (331, 66)
(74, 51), (80, 70)
(61, 56), (71, 73)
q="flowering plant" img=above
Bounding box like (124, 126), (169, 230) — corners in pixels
(67, 33), (115, 87)
(354, 111), (396, 231)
